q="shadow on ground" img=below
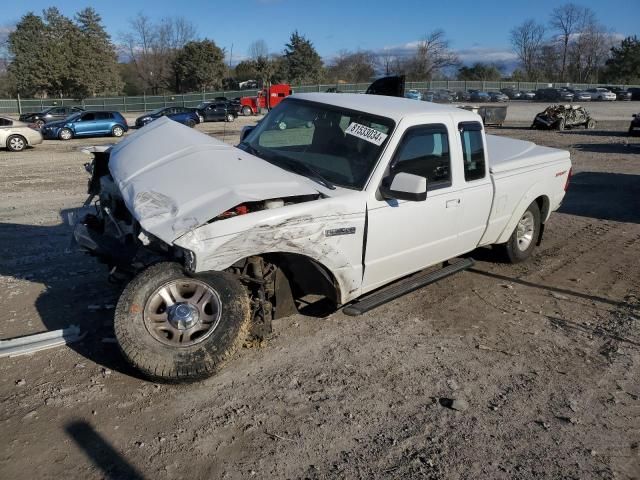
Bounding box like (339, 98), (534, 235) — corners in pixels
(560, 171), (640, 223)
(0, 209), (141, 377)
(66, 420), (145, 480)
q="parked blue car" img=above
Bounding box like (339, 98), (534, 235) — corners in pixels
(404, 89), (422, 101)
(41, 111), (128, 140)
(134, 107), (200, 128)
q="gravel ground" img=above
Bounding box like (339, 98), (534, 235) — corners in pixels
(0, 103), (639, 480)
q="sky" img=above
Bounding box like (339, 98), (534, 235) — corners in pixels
(2, 0), (639, 68)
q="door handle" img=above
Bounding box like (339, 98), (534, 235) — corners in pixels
(446, 199), (461, 208)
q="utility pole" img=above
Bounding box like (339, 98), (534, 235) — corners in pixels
(228, 43), (233, 72)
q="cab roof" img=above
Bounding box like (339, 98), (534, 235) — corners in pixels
(291, 92), (477, 123)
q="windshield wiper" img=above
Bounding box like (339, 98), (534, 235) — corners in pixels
(267, 155), (336, 190)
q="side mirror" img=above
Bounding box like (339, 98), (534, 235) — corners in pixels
(380, 172), (427, 201)
(240, 125), (256, 143)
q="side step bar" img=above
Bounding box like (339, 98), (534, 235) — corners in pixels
(343, 258), (474, 316)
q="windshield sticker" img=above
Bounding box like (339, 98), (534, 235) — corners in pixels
(345, 122), (388, 146)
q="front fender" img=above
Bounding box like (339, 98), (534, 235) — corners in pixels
(174, 212), (366, 304)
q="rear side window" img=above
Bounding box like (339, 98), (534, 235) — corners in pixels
(0, 117), (13, 126)
(392, 124), (451, 188)
(458, 121), (485, 181)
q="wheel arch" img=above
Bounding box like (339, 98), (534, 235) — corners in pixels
(229, 252), (342, 306)
(496, 189), (550, 245)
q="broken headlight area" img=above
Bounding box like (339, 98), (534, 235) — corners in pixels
(210, 194), (322, 223)
(74, 150), (186, 280)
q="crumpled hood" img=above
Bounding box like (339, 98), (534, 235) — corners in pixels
(107, 116), (323, 243)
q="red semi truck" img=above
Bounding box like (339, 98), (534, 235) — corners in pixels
(239, 84), (292, 116)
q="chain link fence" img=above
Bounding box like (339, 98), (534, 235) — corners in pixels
(1, 81), (638, 115)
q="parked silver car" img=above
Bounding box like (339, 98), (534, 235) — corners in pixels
(0, 117), (44, 152)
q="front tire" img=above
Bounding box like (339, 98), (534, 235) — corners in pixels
(114, 262), (250, 382)
(7, 135), (27, 152)
(501, 202), (541, 263)
(586, 118), (596, 129)
(59, 128), (73, 140)
(185, 119), (196, 128)
(242, 106), (252, 116)
(225, 113), (235, 122)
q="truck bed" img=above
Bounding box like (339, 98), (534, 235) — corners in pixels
(486, 134), (568, 174)
(479, 134), (571, 247)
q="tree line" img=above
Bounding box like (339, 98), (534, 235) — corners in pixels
(0, 4), (638, 99)
(509, 2), (639, 84)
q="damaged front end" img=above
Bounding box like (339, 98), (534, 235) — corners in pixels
(73, 148), (187, 281)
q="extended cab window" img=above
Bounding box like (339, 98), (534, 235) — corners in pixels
(458, 121), (486, 181)
(391, 124), (451, 189)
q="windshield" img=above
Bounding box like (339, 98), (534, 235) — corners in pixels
(239, 98), (395, 190)
(147, 107), (166, 116)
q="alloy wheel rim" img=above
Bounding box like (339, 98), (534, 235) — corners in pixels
(143, 279), (222, 347)
(10, 138), (24, 150)
(516, 211), (535, 251)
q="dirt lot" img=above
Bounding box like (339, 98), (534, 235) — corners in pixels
(1, 103), (639, 479)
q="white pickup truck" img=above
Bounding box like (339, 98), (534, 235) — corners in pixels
(74, 93), (571, 381)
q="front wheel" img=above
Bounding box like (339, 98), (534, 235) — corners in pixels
(242, 106), (252, 116)
(586, 118), (596, 129)
(59, 128), (73, 140)
(500, 202), (541, 263)
(557, 118), (566, 131)
(225, 113), (235, 122)
(114, 262), (250, 382)
(185, 119), (196, 128)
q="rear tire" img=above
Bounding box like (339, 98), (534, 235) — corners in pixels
(185, 119), (196, 128)
(557, 119), (565, 131)
(7, 135), (27, 152)
(34, 119), (45, 129)
(114, 262), (251, 382)
(500, 202), (541, 263)
(586, 118), (596, 129)
(112, 125), (125, 137)
(226, 113), (235, 122)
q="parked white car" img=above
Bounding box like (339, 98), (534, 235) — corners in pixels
(73, 93), (572, 381)
(0, 116), (44, 152)
(584, 88), (617, 101)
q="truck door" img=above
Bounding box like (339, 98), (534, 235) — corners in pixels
(456, 121), (493, 251)
(362, 123), (462, 291)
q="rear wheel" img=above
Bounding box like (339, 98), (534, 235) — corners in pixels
(226, 113), (235, 122)
(7, 135), (27, 152)
(586, 118), (596, 129)
(501, 202), (541, 263)
(114, 262), (251, 382)
(557, 118), (566, 131)
(34, 119), (45, 129)
(59, 128), (72, 140)
(185, 119), (196, 128)
(242, 106), (252, 116)
(112, 125), (125, 137)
